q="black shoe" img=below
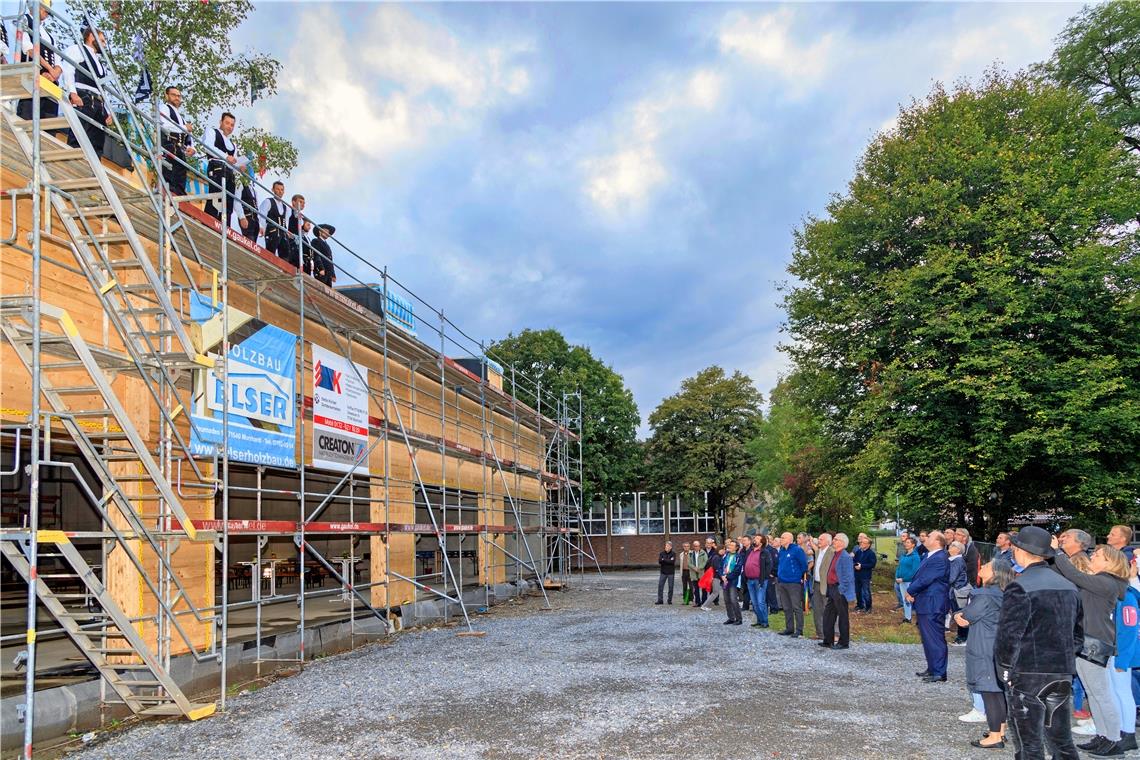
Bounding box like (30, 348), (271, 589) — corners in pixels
(751, 623), (763, 627)
(1079, 737), (1108, 752)
(915, 670), (931, 677)
(667, 601), (673, 605)
(1090, 740), (1125, 757)
(760, 623), (768, 628)
(723, 620), (734, 625)
(732, 620), (743, 625)
(1118, 732), (1137, 751)
(777, 630), (793, 636)
(831, 643), (849, 650)
(920, 674), (946, 682)
(655, 601), (663, 605)
(969, 737), (1005, 749)
(791, 632), (801, 638)
(818, 641), (833, 648)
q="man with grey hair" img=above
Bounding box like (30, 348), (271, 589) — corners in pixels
(820, 532), (856, 649)
(811, 532), (833, 639)
(1059, 528), (1094, 559)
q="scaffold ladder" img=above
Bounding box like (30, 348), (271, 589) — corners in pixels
(0, 532), (215, 720)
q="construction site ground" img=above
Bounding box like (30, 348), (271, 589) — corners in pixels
(66, 570), (1013, 759)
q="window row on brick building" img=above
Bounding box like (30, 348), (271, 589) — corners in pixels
(582, 492), (716, 536)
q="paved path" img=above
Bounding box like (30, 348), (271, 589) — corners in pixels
(69, 571), (1018, 759)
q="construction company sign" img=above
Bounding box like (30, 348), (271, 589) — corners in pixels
(189, 293), (297, 468)
(311, 343), (369, 474)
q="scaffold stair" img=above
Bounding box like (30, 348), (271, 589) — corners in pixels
(0, 534), (215, 721)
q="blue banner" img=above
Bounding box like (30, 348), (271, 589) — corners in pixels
(189, 293), (296, 468)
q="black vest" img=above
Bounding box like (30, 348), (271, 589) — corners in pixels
(75, 44), (105, 91)
(266, 198), (287, 229)
(20, 14), (55, 67)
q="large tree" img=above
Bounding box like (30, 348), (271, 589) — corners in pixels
(70, 0), (298, 175)
(488, 329), (640, 498)
(1041, 0), (1140, 153)
(645, 367), (763, 527)
(782, 71), (1140, 537)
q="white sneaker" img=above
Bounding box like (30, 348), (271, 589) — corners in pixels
(957, 708), (986, 724)
(1072, 719), (1096, 735)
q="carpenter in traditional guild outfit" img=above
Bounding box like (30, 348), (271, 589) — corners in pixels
(310, 224), (336, 287)
(159, 89), (195, 197)
(258, 184), (288, 256)
(61, 30), (112, 151)
(238, 161), (259, 243)
(285, 196), (312, 273)
(17, 4), (62, 122)
(1, 17), (11, 64)
(202, 115), (248, 228)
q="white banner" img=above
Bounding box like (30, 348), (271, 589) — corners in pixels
(311, 343), (370, 473)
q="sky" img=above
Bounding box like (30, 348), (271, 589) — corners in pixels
(221, 2), (1076, 435)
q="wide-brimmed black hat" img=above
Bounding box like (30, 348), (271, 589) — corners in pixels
(1009, 525), (1053, 558)
(315, 223), (335, 236)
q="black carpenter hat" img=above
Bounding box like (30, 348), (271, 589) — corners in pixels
(315, 223), (335, 236)
(1009, 525), (1053, 558)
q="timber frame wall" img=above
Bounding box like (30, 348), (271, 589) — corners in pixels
(0, 3), (599, 752)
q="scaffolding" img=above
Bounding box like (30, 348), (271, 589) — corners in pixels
(0, 5), (599, 756)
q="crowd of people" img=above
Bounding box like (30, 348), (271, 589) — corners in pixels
(5, 3), (339, 288)
(657, 523), (1140, 758)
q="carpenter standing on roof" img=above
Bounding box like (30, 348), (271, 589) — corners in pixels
(16, 1), (63, 122)
(286, 194), (312, 273)
(258, 181), (288, 256)
(203, 112), (248, 227)
(238, 158), (259, 242)
(159, 86), (195, 197)
(61, 27), (113, 150)
(1, 17), (11, 64)
(310, 224), (337, 287)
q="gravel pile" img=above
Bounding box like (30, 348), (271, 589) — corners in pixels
(69, 571), (1016, 759)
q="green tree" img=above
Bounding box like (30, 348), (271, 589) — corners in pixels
(1041, 0), (1140, 153)
(645, 367), (763, 529)
(489, 329), (640, 498)
(782, 71), (1140, 537)
(71, 0), (299, 175)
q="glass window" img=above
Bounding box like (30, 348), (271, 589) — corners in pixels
(638, 493), (665, 535)
(669, 496), (695, 534)
(612, 493), (637, 535)
(680, 493), (716, 535)
(582, 498), (608, 536)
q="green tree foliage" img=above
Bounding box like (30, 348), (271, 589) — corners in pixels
(488, 329), (640, 498)
(781, 71), (1140, 537)
(70, 0), (298, 175)
(1041, 1), (1140, 153)
(236, 128), (299, 181)
(645, 367), (763, 524)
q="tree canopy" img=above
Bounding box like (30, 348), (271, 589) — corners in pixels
(1041, 0), (1140, 153)
(645, 367), (763, 524)
(489, 329), (640, 498)
(779, 71), (1140, 536)
(71, 0), (298, 175)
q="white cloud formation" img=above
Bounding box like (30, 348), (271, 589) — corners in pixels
(718, 9), (835, 89)
(582, 68), (723, 218)
(280, 6), (531, 193)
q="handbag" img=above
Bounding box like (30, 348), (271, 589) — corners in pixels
(697, 567), (714, 593)
(1078, 635), (1114, 667)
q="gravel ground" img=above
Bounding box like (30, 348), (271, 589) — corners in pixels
(68, 570), (1020, 760)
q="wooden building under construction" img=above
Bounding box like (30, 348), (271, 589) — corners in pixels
(0, 15), (593, 752)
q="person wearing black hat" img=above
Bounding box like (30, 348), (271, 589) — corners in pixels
(994, 525), (1083, 760)
(310, 224), (336, 287)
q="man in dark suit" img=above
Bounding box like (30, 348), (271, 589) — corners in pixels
(907, 530), (950, 682)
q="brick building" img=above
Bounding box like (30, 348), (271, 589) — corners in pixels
(580, 493), (725, 568)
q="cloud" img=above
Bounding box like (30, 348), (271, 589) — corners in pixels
(280, 6), (531, 193)
(718, 9), (835, 89)
(581, 68), (723, 218)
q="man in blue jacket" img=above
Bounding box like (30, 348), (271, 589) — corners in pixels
(775, 531), (809, 637)
(907, 531), (951, 682)
(819, 532), (857, 649)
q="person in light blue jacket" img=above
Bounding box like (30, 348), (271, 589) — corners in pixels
(895, 537), (921, 623)
(1110, 570), (1140, 752)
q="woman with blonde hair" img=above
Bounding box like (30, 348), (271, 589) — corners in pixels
(1056, 544), (1130, 756)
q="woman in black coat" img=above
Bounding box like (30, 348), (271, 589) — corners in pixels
(955, 561), (1015, 749)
